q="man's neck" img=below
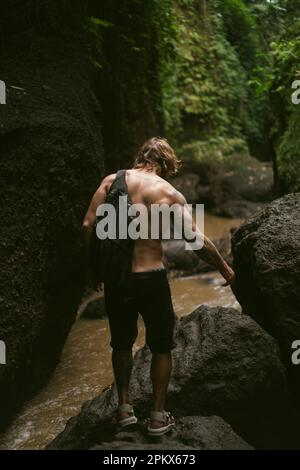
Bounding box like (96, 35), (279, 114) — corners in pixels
(133, 166), (161, 177)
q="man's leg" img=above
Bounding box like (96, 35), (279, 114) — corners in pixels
(134, 269), (176, 430)
(104, 282), (138, 421)
(151, 352), (172, 412)
(112, 349), (133, 412)
(150, 352), (173, 428)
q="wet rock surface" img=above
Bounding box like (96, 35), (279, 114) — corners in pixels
(48, 305), (297, 450)
(90, 416), (253, 450)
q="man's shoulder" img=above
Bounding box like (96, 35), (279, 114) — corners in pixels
(152, 176), (179, 195)
(146, 177), (185, 205)
(103, 173), (117, 183)
(101, 173), (116, 187)
(94, 173), (116, 196)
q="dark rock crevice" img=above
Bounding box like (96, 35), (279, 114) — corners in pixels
(0, 0), (104, 427)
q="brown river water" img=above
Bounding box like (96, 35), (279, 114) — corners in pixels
(0, 214), (242, 450)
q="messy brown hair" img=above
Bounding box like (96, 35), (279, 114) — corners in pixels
(133, 137), (181, 178)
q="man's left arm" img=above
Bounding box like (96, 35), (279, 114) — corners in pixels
(163, 188), (235, 286)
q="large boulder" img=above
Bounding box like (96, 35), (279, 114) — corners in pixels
(90, 416), (252, 450)
(232, 193), (300, 398)
(48, 305), (296, 450)
(0, 1), (103, 426)
(178, 142), (274, 217)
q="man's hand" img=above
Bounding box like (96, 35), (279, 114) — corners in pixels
(220, 262), (235, 286)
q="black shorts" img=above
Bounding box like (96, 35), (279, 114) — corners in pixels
(104, 269), (176, 354)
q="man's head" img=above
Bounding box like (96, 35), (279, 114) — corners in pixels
(133, 137), (181, 178)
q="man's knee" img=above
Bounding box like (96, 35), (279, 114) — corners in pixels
(110, 327), (138, 352)
(146, 318), (176, 354)
(148, 338), (176, 355)
(110, 337), (137, 352)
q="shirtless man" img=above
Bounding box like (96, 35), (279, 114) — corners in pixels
(82, 137), (235, 436)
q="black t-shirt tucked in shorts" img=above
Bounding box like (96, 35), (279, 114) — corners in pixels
(104, 268), (177, 354)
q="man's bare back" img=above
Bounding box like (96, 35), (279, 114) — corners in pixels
(120, 168), (176, 272)
(102, 168), (195, 272)
(82, 166), (235, 285)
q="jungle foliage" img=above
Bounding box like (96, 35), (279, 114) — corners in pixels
(87, 0), (300, 192)
(269, 20), (300, 192)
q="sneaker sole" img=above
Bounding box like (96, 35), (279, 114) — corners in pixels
(147, 423), (175, 436)
(118, 416), (138, 428)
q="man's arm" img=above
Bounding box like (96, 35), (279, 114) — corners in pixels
(162, 187), (235, 286)
(81, 174), (115, 256)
